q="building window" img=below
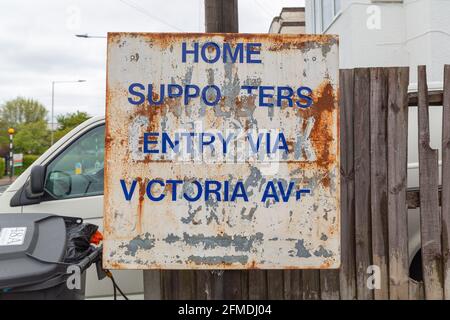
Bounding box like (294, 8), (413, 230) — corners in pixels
(312, 0), (341, 33)
(334, 0), (341, 14)
(322, 0), (334, 29)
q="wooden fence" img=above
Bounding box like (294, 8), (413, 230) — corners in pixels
(143, 65), (450, 300)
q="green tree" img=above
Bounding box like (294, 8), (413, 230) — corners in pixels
(0, 97), (49, 157)
(0, 118), (9, 156)
(54, 111), (91, 142)
(1, 97), (48, 126)
(14, 120), (50, 154)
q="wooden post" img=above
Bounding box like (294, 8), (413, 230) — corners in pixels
(283, 270), (302, 300)
(353, 68), (373, 300)
(369, 68), (389, 299)
(302, 271), (321, 300)
(320, 270), (340, 299)
(143, 269), (161, 300)
(418, 65), (444, 300)
(442, 65), (450, 300)
(144, 0), (240, 300)
(267, 270), (284, 299)
(387, 67), (410, 299)
(196, 0), (240, 300)
(248, 270), (267, 299)
(338, 69), (357, 300)
(205, 0), (238, 33)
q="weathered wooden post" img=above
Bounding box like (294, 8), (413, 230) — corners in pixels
(144, 0), (239, 300)
(205, 0), (238, 33)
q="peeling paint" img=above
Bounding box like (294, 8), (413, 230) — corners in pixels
(164, 233), (181, 244)
(119, 233), (155, 256)
(182, 232), (263, 252)
(188, 255), (249, 265)
(104, 32), (340, 270)
(314, 245), (333, 258)
(294, 240), (312, 258)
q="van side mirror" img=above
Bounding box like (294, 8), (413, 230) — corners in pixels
(26, 165), (46, 199)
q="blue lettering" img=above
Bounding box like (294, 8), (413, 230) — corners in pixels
(247, 133), (263, 153)
(247, 43), (262, 63)
(224, 43), (244, 63)
(168, 84), (183, 98)
(167, 180), (182, 201)
(200, 133), (216, 152)
(217, 132), (234, 154)
(183, 181), (203, 202)
(272, 133), (288, 154)
(143, 132), (159, 154)
(120, 179), (137, 201)
(201, 85), (221, 106)
(148, 84), (164, 105)
(296, 189), (311, 201)
(181, 132), (195, 153)
(278, 181), (294, 202)
(128, 83), (145, 105)
(182, 42), (199, 63)
(223, 181), (229, 201)
(205, 180), (221, 201)
(231, 181), (248, 201)
(296, 86), (313, 108)
(277, 86), (294, 107)
(266, 132), (271, 154)
(259, 86), (274, 107)
(261, 181), (279, 202)
(201, 42), (221, 63)
(146, 180), (165, 201)
(184, 84), (200, 105)
(162, 132), (180, 153)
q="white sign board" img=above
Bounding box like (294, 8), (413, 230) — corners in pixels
(104, 33), (340, 269)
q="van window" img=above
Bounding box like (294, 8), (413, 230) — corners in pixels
(44, 125), (105, 200)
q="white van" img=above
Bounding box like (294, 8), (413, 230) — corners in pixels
(0, 114), (424, 298)
(0, 116), (143, 299)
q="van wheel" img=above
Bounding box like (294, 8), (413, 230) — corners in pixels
(409, 250), (423, 282)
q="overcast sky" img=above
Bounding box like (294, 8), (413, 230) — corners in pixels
(0, 0), (304, 119)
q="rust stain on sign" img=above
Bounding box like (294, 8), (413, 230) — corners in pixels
(103, 32), (340, 269)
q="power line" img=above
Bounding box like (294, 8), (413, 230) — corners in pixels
(118, 0), (183, 31)
(252, 0), (274, 19)
(198, 0), (202, 32)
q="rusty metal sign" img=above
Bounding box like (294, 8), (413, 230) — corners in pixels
(103, 33), (340, 269)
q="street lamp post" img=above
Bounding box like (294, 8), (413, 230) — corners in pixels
(7, 128), (14, 181)
(51, 79), (86, 145)
(75, 34), (106, 39)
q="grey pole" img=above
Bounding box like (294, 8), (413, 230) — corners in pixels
(205, 0), (239, 33)
(50, 80), (86, 145)
(51, 81), (55, 145)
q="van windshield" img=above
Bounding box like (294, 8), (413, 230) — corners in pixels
(44, 125), (105, 199)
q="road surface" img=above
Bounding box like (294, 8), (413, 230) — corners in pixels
(0, 184), (11, 194)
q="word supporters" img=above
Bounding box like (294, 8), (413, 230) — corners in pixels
(128, 82), (313, 108)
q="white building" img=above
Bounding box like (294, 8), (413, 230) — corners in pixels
(305, 0), (450, 88)
(269, 7), (306, 34)
(303, 0), (448, 181)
